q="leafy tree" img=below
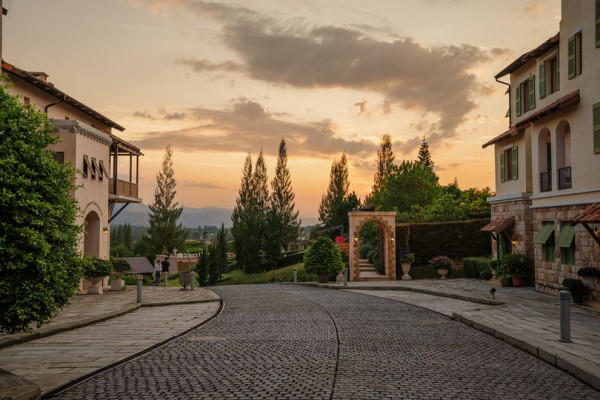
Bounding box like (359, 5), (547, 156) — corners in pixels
(267, 139), (301, 263)
(148, 145), (187, 254)
(303, 237), (344, 276)
(0, 82), (81, 333)
(372, 133), (395, 194)
(231, 152), (253, 271)
(417, 136), (434, 168)
(370, 160), (439, 215)
(318, 153), (360, 234)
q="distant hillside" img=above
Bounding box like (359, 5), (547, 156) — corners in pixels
(111, 203), (319, 228)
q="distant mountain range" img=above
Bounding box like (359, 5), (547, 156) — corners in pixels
(111, 203), (319, 228)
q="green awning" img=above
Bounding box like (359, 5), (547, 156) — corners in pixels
(557, 225), (575, 248)
(534, 224), (554, 244)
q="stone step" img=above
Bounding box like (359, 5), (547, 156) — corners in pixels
(359, 266), (377, 272)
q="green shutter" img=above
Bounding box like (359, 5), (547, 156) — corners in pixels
(511, 146), (518, 180)
(515, 86), (521, 117)
(528, 75), (535, 110)
(534, 223), (554, 244)
(568, 35), (576, 79)
(539, 63), (546, 99)
(596, 0), (600, 47)
(500, 152), (505, 182)
(594, 103), (600, 154)
(557, 224), (575, 248)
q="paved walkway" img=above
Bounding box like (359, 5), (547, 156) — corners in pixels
(314, 278), (600, 391)
(50, 285), (599, 399)
(0, 286), (221, 397)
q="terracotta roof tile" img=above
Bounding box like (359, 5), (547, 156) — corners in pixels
(480, 216), (515, 233)
(495, 33), (559, 79)
(516, 90), (580, 128)
(569, 203), (600, 224)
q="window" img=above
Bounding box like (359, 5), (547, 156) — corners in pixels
(91, 158), (98, 179)
(83, 155), (90, 178)
(516, 75), (535, 116)
(98, 160), (109, 181)
(534, 222), (555, 262)
(596, 0), (600, 48)
(53, 152), (64, 163)
(24, 96), (30, 105)
(558, 223), (576, 265)
(594, 102), (600, 154)
(568, 32), (582, 79)
(500, 146), (518, 182)
(539, 55), (559, 99)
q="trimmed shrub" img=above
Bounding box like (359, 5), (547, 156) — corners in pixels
(501, 253), (533, 278)
(396, 219), (490, 264)
(480, 270), (493, 281)
(111, 258), (131, 274)
(82, 257), (112, 278)
(462, 257), (492, 278)
(499, 275), (513, 287)
(304, 237), (344, 276)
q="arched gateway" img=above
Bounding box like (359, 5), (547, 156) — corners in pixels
(348, 211), (397, 281)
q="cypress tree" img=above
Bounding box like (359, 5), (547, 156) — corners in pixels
(373, 133), (395, 193)
(148, 145), (187, 254)
(417, 136), (434, 168)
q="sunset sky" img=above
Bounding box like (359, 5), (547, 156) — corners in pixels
(3, 0), (561, 219)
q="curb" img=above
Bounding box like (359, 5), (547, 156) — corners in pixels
(42, 298), (224, 399)
(297, 282), (505, 306)
(452, 312), (600, 392)
(0, 296), (221, 350)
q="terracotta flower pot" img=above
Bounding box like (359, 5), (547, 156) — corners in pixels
(512, 276), (523, 287)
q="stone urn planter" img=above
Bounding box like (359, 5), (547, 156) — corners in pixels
(437, 268), (449, 279)
(401, 263), (412, 280)
(87, 277), (104, 295)
(110, 273), (125, 291)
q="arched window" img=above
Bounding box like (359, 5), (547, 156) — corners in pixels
(538, 128), (552, 192)
(555, 120), (572, 190)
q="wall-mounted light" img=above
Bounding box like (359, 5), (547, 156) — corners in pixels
(512, 240), (518, 246)
(595, 226), (599, 238)
(390, 236), (395, 243)
(353, 236), (358, 244)
(102, 226), (109, 234)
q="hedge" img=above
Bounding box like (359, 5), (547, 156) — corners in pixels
(462, 257), (492, 278)
(277, 251), (306, 268)
(396, 219), (491, 265)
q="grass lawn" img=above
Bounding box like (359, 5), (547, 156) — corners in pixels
(216, 264), (316, 286)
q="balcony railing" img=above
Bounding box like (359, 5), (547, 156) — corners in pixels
(558, 166), (572, 190)
(540, 171), (552, 192)
(109, 178), (139, 198)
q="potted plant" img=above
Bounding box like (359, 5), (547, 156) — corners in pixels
(82, 257), (112, 294)
(577, 267), (600, 295)
(111, 258), (131, 291)
(480, 270), (493, 281)
(430, 256), (453, 279)
(398, 252), (415, 280)
(500, 253), (533, 287)
(562, 278), (591, 305)
(304, 237), (344, 283)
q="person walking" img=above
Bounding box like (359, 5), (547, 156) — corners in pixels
(153, 260), (161, 286)
(161, 256), (170, 287)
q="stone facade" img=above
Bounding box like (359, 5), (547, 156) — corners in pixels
(532, 204), (600, 295)
(489, 197), (534, 259)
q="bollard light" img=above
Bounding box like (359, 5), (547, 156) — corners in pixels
(136, 274), (143, 303)
(559, 290), (572, 343)
(344, 267), (348, 286)
(293, 267), (297, 283)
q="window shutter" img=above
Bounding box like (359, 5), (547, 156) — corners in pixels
(594, 103), (600, 154)
(511, 146), (518, 180)
(596, 0), (600, 47)
(539, 63), (546, 99)
(568, 35), (576, 79)
(528, 75), (535, 110)
(515, 86), (521, 117)
(500, 152), (505, 182)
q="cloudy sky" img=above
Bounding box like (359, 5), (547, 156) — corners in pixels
(3, 0), (560, 218)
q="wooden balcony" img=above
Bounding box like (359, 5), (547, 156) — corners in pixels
(109, 178), (140, 202)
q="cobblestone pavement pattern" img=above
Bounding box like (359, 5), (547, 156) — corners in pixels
(52, 285), (600, 399)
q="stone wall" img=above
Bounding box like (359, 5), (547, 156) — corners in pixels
(532, 204), (600, 295)
(490, 198), (534, 259)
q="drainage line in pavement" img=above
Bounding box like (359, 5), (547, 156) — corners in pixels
(293, 288), (341, 400)
(42, 298), (225, 399)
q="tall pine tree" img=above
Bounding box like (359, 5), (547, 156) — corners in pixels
(417, 136), (434, 168)
(372, 133), (395, 194)
(266, 139), (301, 265)
(148, 145), (187, 254)
(231, 153), (253, 271)
(318, 153), (360, 234)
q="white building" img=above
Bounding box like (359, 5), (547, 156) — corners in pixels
(482, 0), (600, 295)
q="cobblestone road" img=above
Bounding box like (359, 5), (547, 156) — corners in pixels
(51, 285), (599, 399)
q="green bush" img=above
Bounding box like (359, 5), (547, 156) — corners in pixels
(111, 258), (131, 274)
(562, 278), (590, 296)
(462, 257), (492, 278)
(82, 257), (112, 278)
(409, 265), (439, 279)
(360, 243), (374, 259)
(501, 253), (533, 278)
(304, 237), (344, 276)
(122, 274), (153, 286)
(396, 219), (490, 264)
(480, 270), (493, 281)
(499, 275), (513, 287)
(398, 252), (415, 264)
(277, 251), (306, 268)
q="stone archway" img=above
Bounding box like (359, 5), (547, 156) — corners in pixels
(348, 211), (396, 281)
(83, 210), (101, 258)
